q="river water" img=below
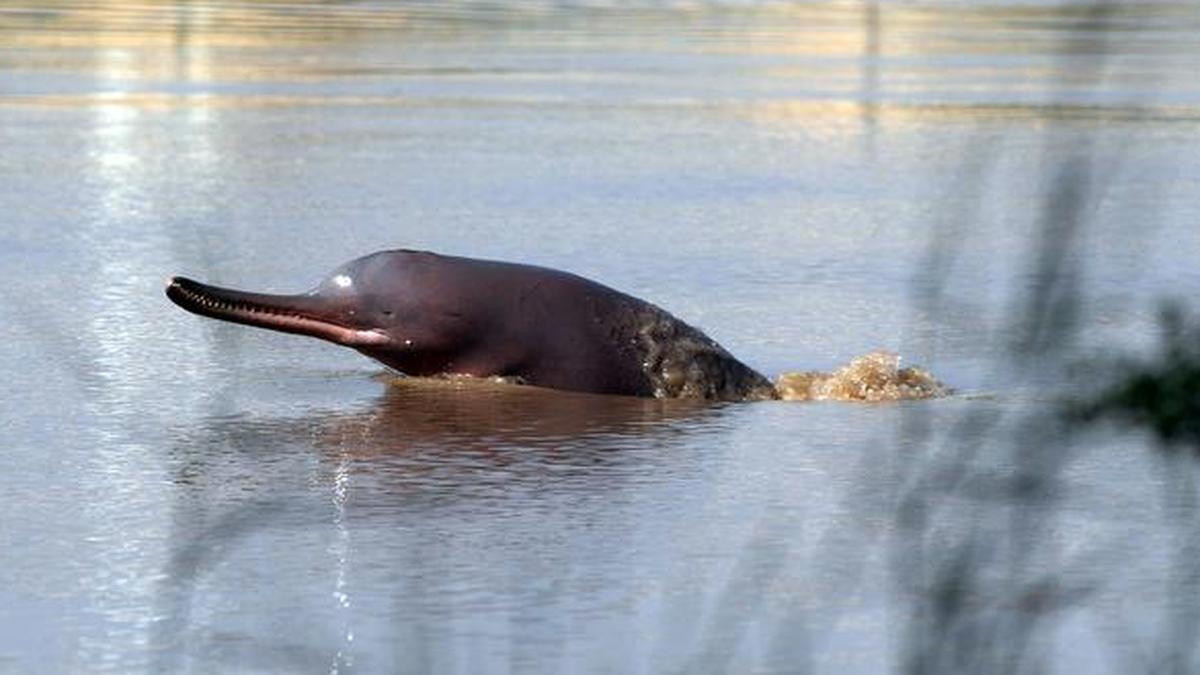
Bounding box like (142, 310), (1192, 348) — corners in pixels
(2, 1), (1199, 672)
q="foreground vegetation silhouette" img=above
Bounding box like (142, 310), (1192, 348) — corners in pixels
(1076, 304), (1200, 450)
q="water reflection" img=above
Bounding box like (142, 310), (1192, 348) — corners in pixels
(4, 1), (1198, 121)
(166, 378), (720, 512)
(153, 378), (723, 669)
(305, 379), (723, 504)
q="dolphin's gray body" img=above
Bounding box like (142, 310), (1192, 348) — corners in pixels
(166, 250), (776, 400)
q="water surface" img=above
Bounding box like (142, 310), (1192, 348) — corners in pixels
(2, 1), (1199, 672)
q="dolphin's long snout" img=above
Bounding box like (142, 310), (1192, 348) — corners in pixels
(166, 277), (390, 347)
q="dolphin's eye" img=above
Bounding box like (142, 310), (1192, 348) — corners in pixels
(381, 309), (394, 317)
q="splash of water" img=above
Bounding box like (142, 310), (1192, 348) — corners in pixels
(774, 351), (948, 402)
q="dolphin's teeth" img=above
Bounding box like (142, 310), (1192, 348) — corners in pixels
(175, 284), (317, 326)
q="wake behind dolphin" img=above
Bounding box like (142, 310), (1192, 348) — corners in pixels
(166, 250), (945, 401)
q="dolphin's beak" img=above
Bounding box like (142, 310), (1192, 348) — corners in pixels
(166, 277), (390, 347)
